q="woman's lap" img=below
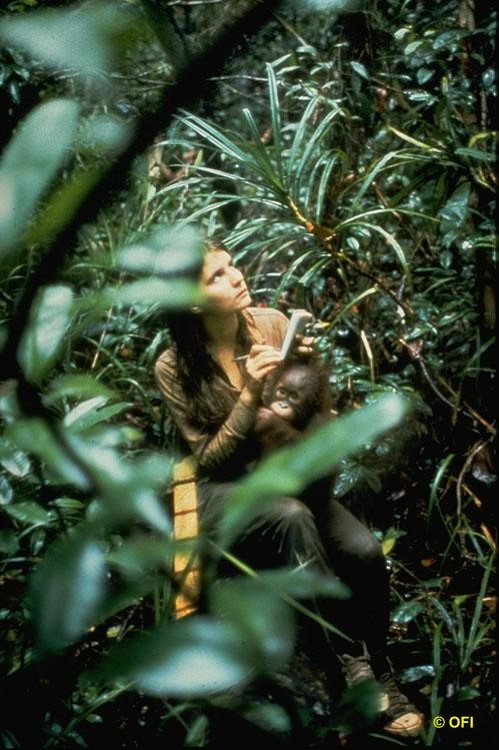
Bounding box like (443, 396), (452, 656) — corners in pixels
(197, 479), (390, 660)
(197, 480), (384, 572)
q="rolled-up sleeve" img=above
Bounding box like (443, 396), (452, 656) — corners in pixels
(154, 308), (290, 474)
(154, 353), (258, 473)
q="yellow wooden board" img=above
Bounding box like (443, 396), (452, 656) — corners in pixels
(172, 456), (200, 618)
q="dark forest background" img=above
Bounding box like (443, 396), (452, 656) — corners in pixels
(0, 1), (496, 748)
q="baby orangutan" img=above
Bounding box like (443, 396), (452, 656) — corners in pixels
(254, 358), (333, 454)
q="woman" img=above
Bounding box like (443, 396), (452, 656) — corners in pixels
(154, 240), (423, 737)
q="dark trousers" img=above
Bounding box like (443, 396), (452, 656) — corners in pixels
(198, 480), (391, 676)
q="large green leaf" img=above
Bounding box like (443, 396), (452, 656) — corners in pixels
(0, 100), (80, 258)
(210, 578), (296, 673)
(90, 278), (202, 314)
(17, 285), (74, 383)
(104, 575), (299, 698)
(24, 166), (104, 247)
(104, 617), (255, 698)
(0, 3), (141, 75)
(29, 530), (107, 653)
(66, 433), (172, 534)
(20, 114), (130, 247)
(107, 537), (174, 579)
(219, 393), (407, 547)
(117, 225), (203, 277)
(87, 484), (172, 536)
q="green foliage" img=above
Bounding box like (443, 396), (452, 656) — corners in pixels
(219, 393), (407, 546)
(0, 0), (496, 747)
(18, 285), (74, 383)
(0, 99), (80, 257)
(333, 679), (382, 735)
(0, 2), (143, 75)
(29, 529), (107, 654)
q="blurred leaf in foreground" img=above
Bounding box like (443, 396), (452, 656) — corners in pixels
(289, 0), (363, 12)
(6, 417), (89, 489)
(0, 1), (142, 76)
(118, 224), (203, 279)
(0, 100), (80, 258)
(219, 393), (408, 547)
(102, 616), (255, 698)
(210, 577), (297, 674)
(28, 529), (107, 653)
(332, 679), (381, 735)
(43, 374), (115, 405)
(0, 475), (14, 506)
(24, 115), (133, 247)
(99, 278), (203, 311)
(17, 285), (74, 383)
(101, 574), (300, 698)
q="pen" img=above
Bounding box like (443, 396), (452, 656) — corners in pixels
(233, 355), (249, 362)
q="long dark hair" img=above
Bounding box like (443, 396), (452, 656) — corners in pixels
(165, 240), (253, 430)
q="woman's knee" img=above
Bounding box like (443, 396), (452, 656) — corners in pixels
(328, 500), (383, 563)
(347, 523), (384, 563)
(357, 532), (384, 564)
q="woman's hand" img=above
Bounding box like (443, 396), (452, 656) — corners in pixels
(242, 344), (283, 398)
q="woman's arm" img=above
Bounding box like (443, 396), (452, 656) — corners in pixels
(154, 344), (282, 473)
(154, 307), (318, 472)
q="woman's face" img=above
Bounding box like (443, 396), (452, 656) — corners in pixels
(200, 249), (252, 314)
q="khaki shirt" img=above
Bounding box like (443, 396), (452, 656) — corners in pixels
(154, 307), (289, 476)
